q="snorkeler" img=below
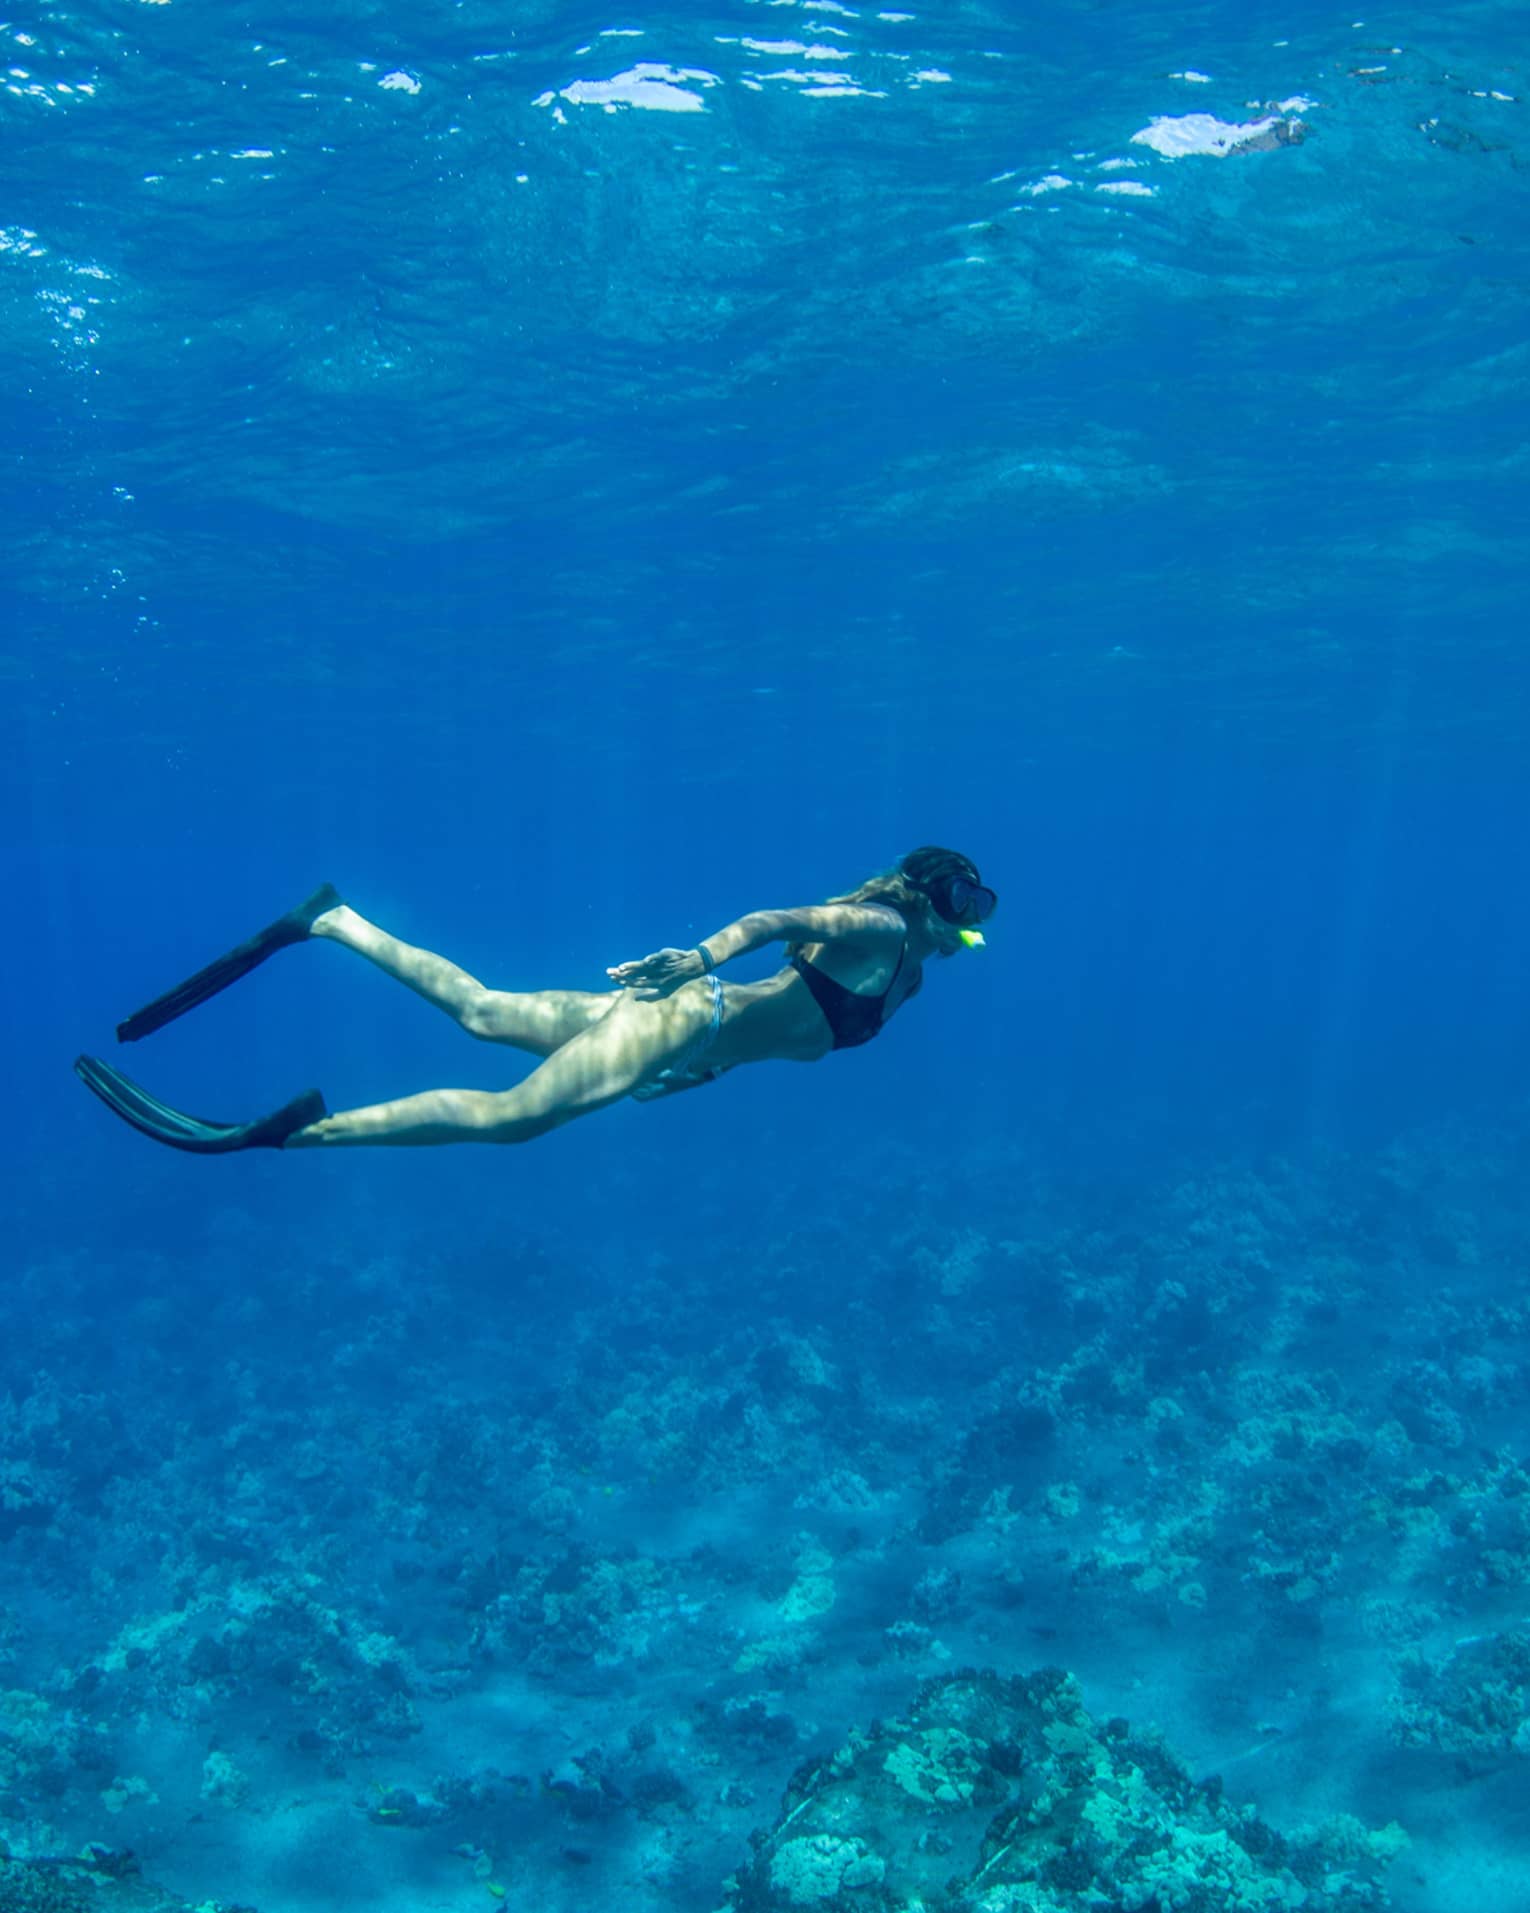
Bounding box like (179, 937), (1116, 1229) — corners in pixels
(73, 847), (996, 1153)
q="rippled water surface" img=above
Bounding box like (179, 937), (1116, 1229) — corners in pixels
(5, 0), (1527, 818)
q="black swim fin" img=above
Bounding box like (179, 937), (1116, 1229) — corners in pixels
(116, 883), (340, 1043)
(74, 1055), (326, 1154)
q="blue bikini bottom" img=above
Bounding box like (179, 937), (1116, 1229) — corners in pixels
(630, 973), (724, 1103)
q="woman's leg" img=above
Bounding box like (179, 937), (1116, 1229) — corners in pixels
(285, 989), (705, 1149)
(311, 902), (613, 1056)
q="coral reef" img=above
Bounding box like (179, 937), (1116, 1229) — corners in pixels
(0, 1845), (246, 1913)
(1392, 1626), (1530, 1763)
(724, 1669), (1401, 1911)
(4, 1108), (1529, 1905)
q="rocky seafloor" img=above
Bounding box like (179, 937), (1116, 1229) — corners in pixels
(4, 1109), (1529, 1911)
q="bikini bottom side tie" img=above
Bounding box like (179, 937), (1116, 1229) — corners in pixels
(629, 974), (724, 1103)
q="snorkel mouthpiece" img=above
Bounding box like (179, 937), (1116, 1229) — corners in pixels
(958, 928), (986, 949)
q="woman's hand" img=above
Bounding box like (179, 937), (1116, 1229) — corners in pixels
(606, 947), (706, 999)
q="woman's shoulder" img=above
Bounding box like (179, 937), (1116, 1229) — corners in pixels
(859, 901), (909, 940)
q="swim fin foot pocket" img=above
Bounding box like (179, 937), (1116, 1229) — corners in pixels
(74, 1055), (327, 1154)
(116, 882), (341, 1043)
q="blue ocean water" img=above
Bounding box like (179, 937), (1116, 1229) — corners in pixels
(3, 0), (1529, 1907)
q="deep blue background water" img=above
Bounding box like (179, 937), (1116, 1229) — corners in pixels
(2, 1), (1528, 1906)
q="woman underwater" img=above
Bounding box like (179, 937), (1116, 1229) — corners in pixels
(74, 846), (996, 1153)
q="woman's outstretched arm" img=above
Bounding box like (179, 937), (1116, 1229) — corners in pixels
(607, 902), (902, 998)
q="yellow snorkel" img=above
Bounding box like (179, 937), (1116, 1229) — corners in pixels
(897, 850), (996, 951)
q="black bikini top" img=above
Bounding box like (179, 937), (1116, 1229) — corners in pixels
(789, 941), (918, 1050)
